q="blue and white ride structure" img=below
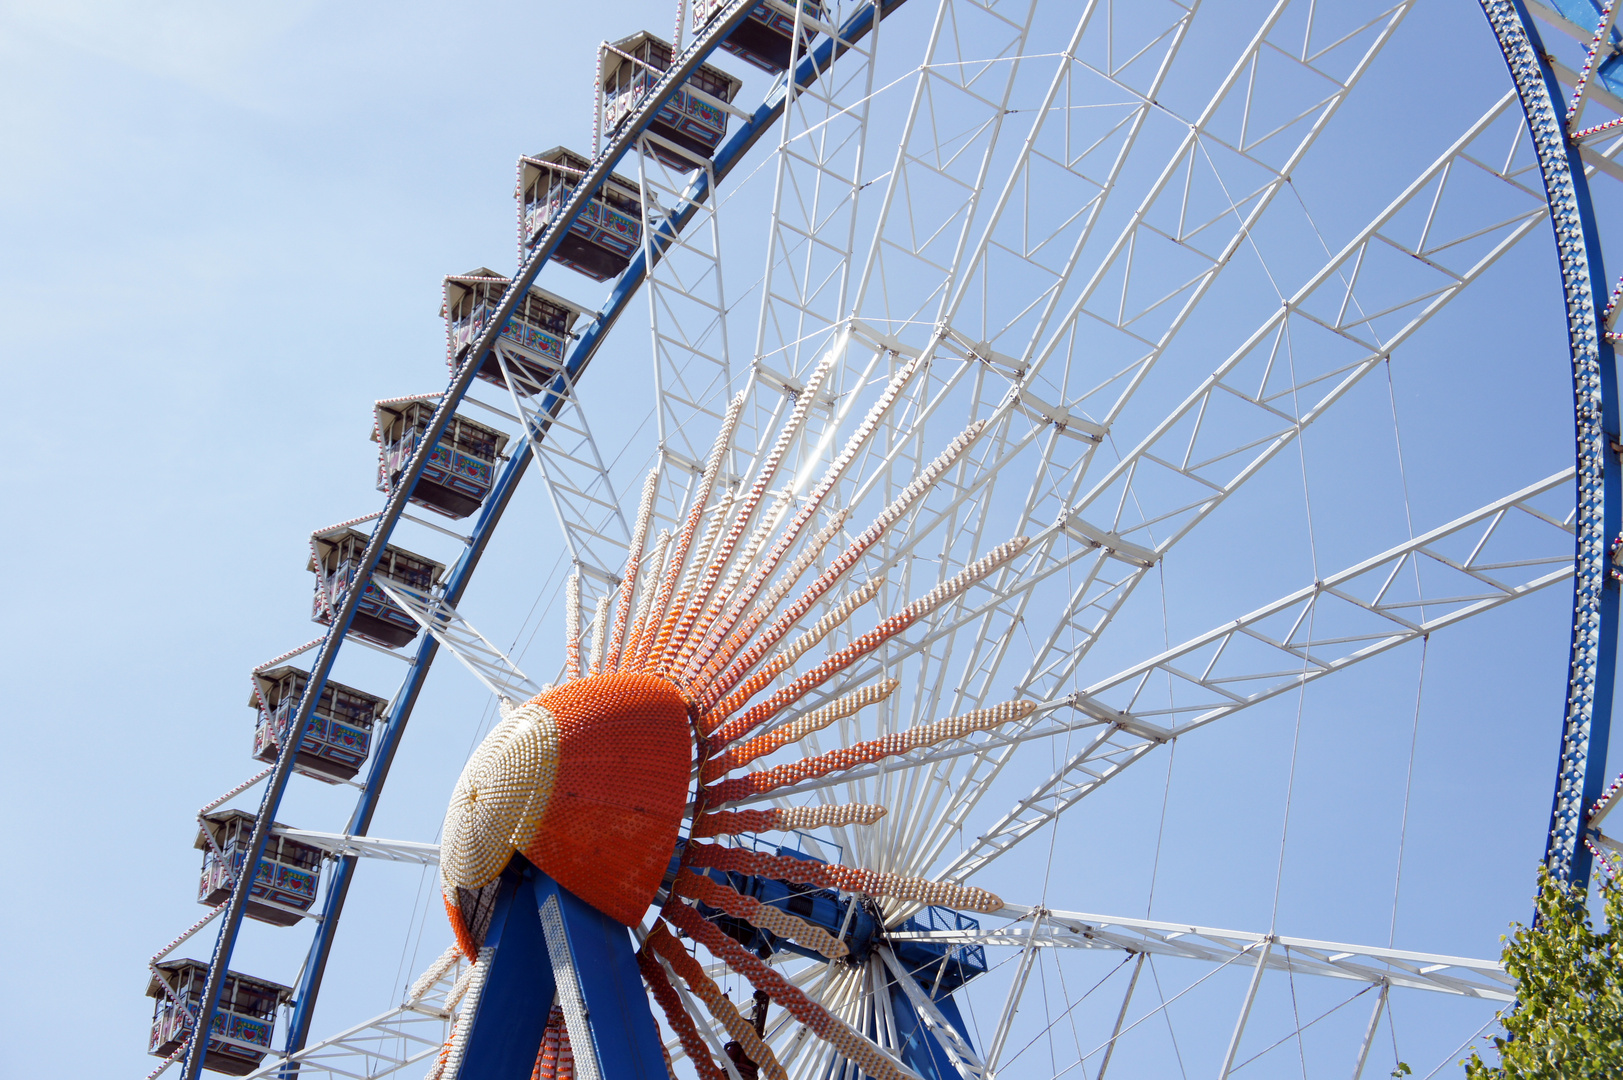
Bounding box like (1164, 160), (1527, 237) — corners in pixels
(142, 1), (1623, 1077)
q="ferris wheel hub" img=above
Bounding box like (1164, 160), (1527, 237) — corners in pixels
(442, 671), (694, 953)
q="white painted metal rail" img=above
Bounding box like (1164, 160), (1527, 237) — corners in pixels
(890, 905), (1514, 1001)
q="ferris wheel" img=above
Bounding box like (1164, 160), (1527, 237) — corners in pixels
(142, 0), (1623, 1078)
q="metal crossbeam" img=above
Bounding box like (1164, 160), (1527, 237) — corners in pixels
(889, 906), (1513, 1001)
(1004, 90), (1543, 706)
(369, 577), (541, 702)
(637, 139), (736, 543)
(490, 344), (633, 608)
(272, 827), (441, 866)
(700, 2), (1490, 891)
(245, 969), (458, 1079)
(729, 469), (1570, 832)
(929, 469), (1574, 885)
(801, 88), (1552, 884)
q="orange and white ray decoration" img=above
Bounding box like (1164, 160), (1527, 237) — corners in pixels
(432, 358), (1040, 1080)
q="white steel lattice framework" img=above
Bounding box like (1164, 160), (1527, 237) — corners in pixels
(162, 1), (1623, 1079)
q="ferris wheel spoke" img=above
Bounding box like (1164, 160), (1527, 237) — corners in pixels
(769, 6), (1473, 750)
(369, 578), (543, 702)
(735, 0), (905, 478)
(996, 90), (1546, 702)
(780, 964), (866, 1080)
(963, 0), (1412, 415)
(707, 0), (1399, 649)
(891, 908), (1514, 1001)
(637, 144), (740, 537)
(940, 1), (1199, 355)
(911, 471), (1575, 886)
(751, 1), (882, 385)
(241, 963), (461, 1080)
(816, 465), (1569, 877)
(491, 342), (635, 612)
(863, 0), (1422, 655)
(850, 0), (1041, 329)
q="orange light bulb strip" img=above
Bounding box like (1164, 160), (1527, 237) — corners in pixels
(604, 469), (661, 672)
(531, 1005), (574, 1080)
(645, 924), (789, 1080)
(621, 532), (670, 675)
(705, 537), (1030, 747)
(636, 945), (727, 1080)
(682, 843), (1002, 913)
(685, 512), (849, 693)
(700, 680), (899, 783)
(684, 350), (924, 686)
(689, 803), (887, 837)
(670, 488), (739, 647)
(704, 700), (1038, 806)
(638, 588), (691, 676)
(706, 576), (885, 726)
(661, 902), (912, 1080)
(667, 352), (837, 677)
(644, 390), (747, 672)
(444, 895), (479, 962)
(700, 420), (986, 708)
(564, 570), (582, 681)
(672, 870), (847, 959)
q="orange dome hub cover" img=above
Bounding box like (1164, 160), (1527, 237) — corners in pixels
(442, 671), (693, 929)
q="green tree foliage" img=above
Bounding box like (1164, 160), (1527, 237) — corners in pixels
(1463, 868), (1623, 1078)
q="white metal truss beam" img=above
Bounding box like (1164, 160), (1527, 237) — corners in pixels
(490, 342), (633, 605)
(637, 135), (736, 546)
(843, 0), (1408, 626)
(735, 0), (884, 518)
(982, 906), (1045, 1074)
(926, 469), (1575, 885)
(243, 969), (458, 1079)
(888, 906), (1513, 1001)
(809, 88), (1551, 883)
(369, 577), (541, 702)
(272, 826), (441, 866)
(1003, 91), (1544, 707)
(704, 17), (1539, 891)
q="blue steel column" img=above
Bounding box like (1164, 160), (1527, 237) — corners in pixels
(531, 876), (669, 1080)
(1479, 0), (1620, 894)
(454, 868), (558, 1080)
(432, 861), (667, 1080)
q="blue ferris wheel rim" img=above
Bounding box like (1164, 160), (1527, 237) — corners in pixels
(1478, 0), (1621, 899)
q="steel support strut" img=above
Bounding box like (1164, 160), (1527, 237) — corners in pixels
(1479, 0), (1621, 894)
(453, 862), (667, 1080)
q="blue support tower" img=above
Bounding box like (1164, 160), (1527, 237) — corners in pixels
(456, 859), (669, 1080)
(456, 869), (556, 1080)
